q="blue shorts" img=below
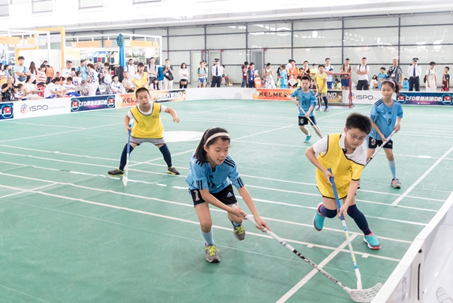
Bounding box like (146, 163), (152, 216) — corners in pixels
(198, 78), (206, 84)
(341, 79), (350, 87)
(327, 82), (333, 89)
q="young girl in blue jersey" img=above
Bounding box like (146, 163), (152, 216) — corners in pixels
(289, 76), (322, 143)
(367, 79), (403, 188)
(186, 127), (270, 263)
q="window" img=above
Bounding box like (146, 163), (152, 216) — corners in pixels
(79, 0), (103, 9)
(32, 0), (53, 13)
(0, 0), (9, 17)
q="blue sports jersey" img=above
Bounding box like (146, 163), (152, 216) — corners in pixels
(291, 88), (317, 116)
(369, 99), (403, 140)
(186, 153), (244, 193)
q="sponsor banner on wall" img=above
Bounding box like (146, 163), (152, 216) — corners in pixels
(0, 102), (13, 120)
(70, 95), (116, 112)
(13, 99), (70, 119)
(116, 90), (186, 108)
(397, 92), (453, 106)
(253, 88), (344, 103)
(352, 90), (388, 104)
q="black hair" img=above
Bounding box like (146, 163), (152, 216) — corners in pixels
(181, 62), (186, 68)
(18, 56), (24, 60)
(318, 64), (325, 68)
(52, 77), (60, 83)
(244, 61), (249, 65)
(113, 75), (118, 78)
(26, 75), (31, 82)
(104, 62), (110, 67)
(16, 83), (23, 89)
(76, 71), (81, 76)
(380, 67), (386, 71)
(266, 63), (271, 67)
(137, 62), (144, 67)
(325, 58), (330, 61)
(345, 113), (372, 134)
(150, 57), (155, 60)
(381, 79), (400, 93)
(446, 66), (450, 71)
(404, 77), (408, 80)
(250, 62), (255, 66)
(429, 61), (436, 66)
(66, 77), (73, 81)
(303, 60), (308, 64)
(135, 87), (150, 98)
(194, 127), (230, 164)
(300, 76), (310, 82)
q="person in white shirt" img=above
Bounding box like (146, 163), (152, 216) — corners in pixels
(407, 57), (422, 91)
(147, 57), (158, 89)
(110, 75), (122, 94)
(211, 58), (223, 87)
(24, 75), (43, 99)
(86, 63), (99, 96)
(356, 57), (370, 90)
(61, 60), (73, 78)
(72, 71), (83, 92)
(162, 59), (174, 90)
(425, 61), (437, 92)
(122, 71), (135, 93)
(325, 58), (334, 89)
(126, 59), (136, 79)
(44, 77), (63, 98)
(179, 62), (188, 89)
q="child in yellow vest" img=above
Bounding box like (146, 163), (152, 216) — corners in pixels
(108, 87), (180, 176)
(305, 113), (380, 250)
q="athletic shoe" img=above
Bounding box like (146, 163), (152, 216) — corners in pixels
(316, 106), (321, 111)
(324, 108), (330, 112)
(304, 135), (312, 143)
(391, 178), (401, 189)
(364, 233), (381, 250)
(313, 202), (325, 231)
(233, 225), (246, 241)
(167, 166), (180, 175)
(205, 244), (220, 263)
(108, 168), (123, 177)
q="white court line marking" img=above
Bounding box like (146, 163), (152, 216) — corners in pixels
(276, 235), (358, 303)
(392, 145), (453, 206)
(0, 143), (447, 201)
(0, 158), (440, 214)
(0, 171), (418, 244)
(0, 284), (51, 303)
(0, 183), (56, 199)
(7, 121), (85, 129)
(0, 183), (401, 263)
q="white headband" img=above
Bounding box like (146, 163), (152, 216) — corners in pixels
(205, 132), (230, 145)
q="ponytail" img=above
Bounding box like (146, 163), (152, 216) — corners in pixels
(194, 127), (230, 163)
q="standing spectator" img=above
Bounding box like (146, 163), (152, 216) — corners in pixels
(133, 62), (149, 91)
(377, 67), (387, 90)
(211, 58), (223, 88)
(179, 62), (188, 89)
(241, 61), (249, 87)
(316, 65), (329, 111)
(288, 59), (298, 88)
(279, 64), (288, 88)
(356, 57), (370, 90)
(388, 57), (403, 88)
(77, 59), (88, 81)
(286, 59), (292, 75)
(340, 58), (352, 90)
(122, 71), (135, 93)
(28, 61), (37, 84)
(198, 61), (208, 88)
(247, 62), (258, 88)
(221, 65), (227, 86)
(14, 56), (30, 85)
(1, 77), (16, 101)
(442, 67), (450, 92)
(301, 61), (310, 78)
(425, 61), (437, 92)
(147, 57), (158, 89)
(157, 65), (164, 90)
(126, 59), (136, 79)
(61, 60), (73, 78)
(162, 59), (174, 90)
(263, 63), (276, 88)
(324, 58), (334, 89)
(407, 57), (422, 91)
(86, 63), (99, 96)
(95, 61), (102, 74)
(311, 63), (318, 75)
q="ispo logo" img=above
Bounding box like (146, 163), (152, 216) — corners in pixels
(356, 95), (374, 100)
(21, 103), (49, 114)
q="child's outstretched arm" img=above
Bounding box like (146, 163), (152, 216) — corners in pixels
(164, 107), (180, 123)
(237, 186), (270, 231)
(124, 115), (132, 132)
(305, 146), (334, 186)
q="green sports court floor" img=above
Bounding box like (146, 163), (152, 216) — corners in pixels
(0, 99), (452, 303)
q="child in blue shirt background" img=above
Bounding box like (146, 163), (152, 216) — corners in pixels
(377, 67), (387, 90)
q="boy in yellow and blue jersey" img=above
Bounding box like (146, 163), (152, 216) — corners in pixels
(315, 65), (329, 111)
(108, 87), (180, 176)
(305, 113), (380, 250)
(289, 76), (322, 143)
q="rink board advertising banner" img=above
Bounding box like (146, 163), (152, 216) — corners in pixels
(253, 89), (344, 103)
(14, 99), (70, 119)
(0, 102), (13, 120)
(71, 95), (116, 112)
(397, 92), (453, 106)
(116, 90), (186, 108)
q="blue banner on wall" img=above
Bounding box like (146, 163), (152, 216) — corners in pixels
(397, 92), (453, 106)
(0, 102), (13, 120)
(70, 95), (116, 112)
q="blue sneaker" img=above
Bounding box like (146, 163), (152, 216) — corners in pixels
(304, 135), (312, 143)
(313, 203), (325, 231)
(364, 233), (381, 250)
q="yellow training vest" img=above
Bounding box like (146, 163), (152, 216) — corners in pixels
(130, 103), (164, 139)
(316, 134), (364, 199)
(316, 73), (327, 93)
